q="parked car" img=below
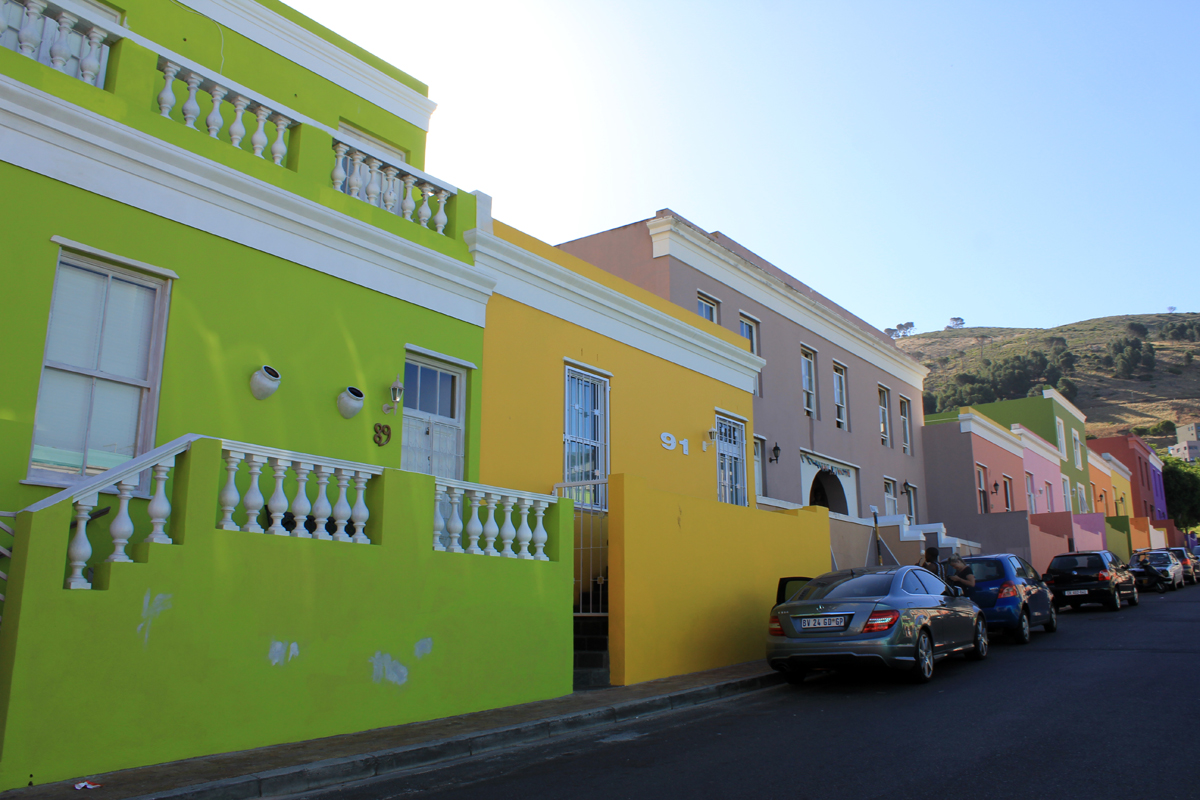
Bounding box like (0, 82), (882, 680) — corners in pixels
(1132, 550), (1185, 591)
(961, 554), (1056, 643)
(767, 566), (988, 685)
(1043, 550), (1138, 611)
(1167, 547), (1197, 584)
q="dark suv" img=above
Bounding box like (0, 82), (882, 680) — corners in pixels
(1168, 547), (1197, 584)
(1043, 550), (1138, 611)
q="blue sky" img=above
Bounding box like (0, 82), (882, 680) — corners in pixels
(284, 0), (1199, 334)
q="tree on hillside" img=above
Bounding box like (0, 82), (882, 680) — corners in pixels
(946, 317), (965, 330)
(885, 328), (899, 339)
(1168, 306), (1177, 314)
(1126, 321), (1148, 338)
(1162, 456), (1200, 529)
(933, 346), (1080, 412)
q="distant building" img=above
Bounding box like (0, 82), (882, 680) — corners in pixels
(1177, 423), (1199, 444)
(1169, 441), (1200, 462)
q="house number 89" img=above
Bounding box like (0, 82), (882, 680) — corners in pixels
(373, 423), (392, 446)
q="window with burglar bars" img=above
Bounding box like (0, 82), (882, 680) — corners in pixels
(563, 368), (609, 508)
(716, 416), (747, 506)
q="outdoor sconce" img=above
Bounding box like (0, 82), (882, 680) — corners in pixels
(707, 427), (718, 441)
(769, 442), (781, 463)
(337, 387), (365, 419)
(249, 365), (281, 400)
(381, 375), (404, 415)
(992, 482), (1000, 495)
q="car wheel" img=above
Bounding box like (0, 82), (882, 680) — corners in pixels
(966, 616), (989, 661)
(1127, 586), (1140, 607)
(1106, 588), (1122, 612)
(1043, 603), (1058, 632)
(1012, 609), (1032, 644)
(912, 629), (934, 683)
(783, 668), (808, 686)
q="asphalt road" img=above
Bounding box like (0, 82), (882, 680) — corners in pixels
(298, 587), (1200, 800)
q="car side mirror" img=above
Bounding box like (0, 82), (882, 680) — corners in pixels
(948, 586), (963, 597)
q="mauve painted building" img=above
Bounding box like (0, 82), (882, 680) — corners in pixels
(558, 210), (931, 525)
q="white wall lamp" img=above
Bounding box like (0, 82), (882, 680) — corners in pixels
(381, 375), (404, 415)
(337, 387), (365, 419)
(707, 427), (718, 441)
(250, 366), (281, 400)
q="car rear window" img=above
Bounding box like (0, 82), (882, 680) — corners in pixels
(965, 559), (1006, 581)
(792, 573), (895, 601)
(1050, 554), (1103, 570)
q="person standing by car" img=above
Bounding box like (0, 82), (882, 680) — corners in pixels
(916, 547), (946, 580)
(947, 554), (976, 592)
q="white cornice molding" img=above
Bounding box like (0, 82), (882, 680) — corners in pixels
(1041, 387), (1087, 424)
(1011, 423), (1062, 467)
(0, 74), (492, 325)
(1148, 451), (1164, 471)
(1088, 449), (1113, 477)
(465, 230), (764, 393)
(646, 216), (928, 388)
(174, 0), (437, 131)
(958, 412), (1024, 458)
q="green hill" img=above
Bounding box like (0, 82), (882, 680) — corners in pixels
(894, 313), (1200, 440)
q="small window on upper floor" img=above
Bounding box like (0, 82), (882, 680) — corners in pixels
(739, 315), (758, 355)
(833, 363), (848, 430)
(697, 293), (718, 323)
(899, 396), (912, 455)
(1072, 429), (1083, 469)
(1002, 476), (1014, 512)
(879, 386), (891, 447)
(801, 349), (816, 417)
(1056, 418), (1067, 460)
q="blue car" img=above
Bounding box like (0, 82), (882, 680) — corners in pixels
(960, 554), (1057, 644)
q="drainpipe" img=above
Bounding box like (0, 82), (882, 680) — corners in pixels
(870, 505), (883, 566)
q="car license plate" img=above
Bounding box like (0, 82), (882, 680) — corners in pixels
(1064, 589), (1087, 596)
(798, 615), (847, 629)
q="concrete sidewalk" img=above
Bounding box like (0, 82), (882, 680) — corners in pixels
(0, 661), (782, 800)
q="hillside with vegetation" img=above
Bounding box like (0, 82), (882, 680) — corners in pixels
(893, 313), (1200, 440)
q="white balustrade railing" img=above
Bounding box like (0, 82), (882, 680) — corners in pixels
(432, 478), (556, 561)
(331, 139), (456, 236)
(217, 440), (383, 543)
(0, 0), (117, 87)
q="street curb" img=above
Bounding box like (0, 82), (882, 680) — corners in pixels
(126, 671), (783, 800)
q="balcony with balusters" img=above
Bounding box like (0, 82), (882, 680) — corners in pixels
(0, 0), (474, 263)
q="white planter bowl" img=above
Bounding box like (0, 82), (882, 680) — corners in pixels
(337, 387), (365, 419)
(250, 366), (281, 400)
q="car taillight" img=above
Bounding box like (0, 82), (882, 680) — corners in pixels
(863, 609), (900, 633)
(1044, 575), (1054, 584)
(998, 582), (1018, 599)
(768, 616), (784, 636)
(1097, 570), (1111, 582)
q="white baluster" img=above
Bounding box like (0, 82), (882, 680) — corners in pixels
(105, 480), (135, 563)
(400, 174), (417, 220)
(464, 490), (484, 554)
(331, 141), (348, 191)
(250, 104), (270, 158)
(331, 468), (352, 542)
(218, 450), (242, 530)
(17, 0), (46, 58)
(483, 493), (500, 556)
(78, 26), (104, 86)
(532, 500), (549, 561)
(346, 150), (364, 199)
(311, 465), (333, 540)
(181, 71), (202, 129)
(228, 95), (249, 147)
(432, 485), (447, 551)
(364, 158), (382, 206)
(433, 189), (450, 235)
(290, 461), (313, 538)
(445, 487), (464, 553)
(144, 456), (175, 544)
(157, 61), (179, 118)
(240, 454), (266, 533)
(65, 494), (95, 589)
(350, 472), (371, 544)
(515, 498), (534, 560)
(417, 183), (434, 227)
(270, 115), (290, 166)
(205, 85), (227, 138)
(498, 496), (517, 558)
(382, 166), (398, 212)
(49, 12), (75, 71)
(266, 457), (290, 535)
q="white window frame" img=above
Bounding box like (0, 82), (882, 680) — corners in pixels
(1002, 475), (1014, 512)
(1072, 428), (1083, 469)
(1045, 481), (1055, 512)
(696, 292), (718, 323)
(800, 348), (816, 417)
(1076, 482), (1089, 514)
(879, 386), (891, 447)
(976, 465), (989, 514)
(1026, 472), (1037, 513)
(401, 354), (469, 480)
(715, 414), (747, 507)
(904, 482), (919, 524)
(899, 396), (912, 455)
(753, 435), (767, 499)
(883, 478), (898, 516)
(832, 362), (848, 430)
(1056, 417), (1067, 460)
(563, 367), (610, 489)
(1062, 476), (1072, 515)
(28, 249), (172, 491)
(738, 314), (759, 355)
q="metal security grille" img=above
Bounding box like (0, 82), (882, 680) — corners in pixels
(564, 369), (608, 501)
(716, 416), (747, 506)
(557, 480), (608, 615)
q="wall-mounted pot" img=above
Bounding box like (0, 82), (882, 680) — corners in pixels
(337, 387), (365, 419)
(250, 366), (281, 400)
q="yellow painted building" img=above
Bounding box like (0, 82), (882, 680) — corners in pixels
(469, 218), (831, 685)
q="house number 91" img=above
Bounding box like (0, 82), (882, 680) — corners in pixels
(660, 432), (688, 455)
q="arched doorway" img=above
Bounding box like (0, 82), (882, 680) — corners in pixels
(808, 470), (849, 515)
